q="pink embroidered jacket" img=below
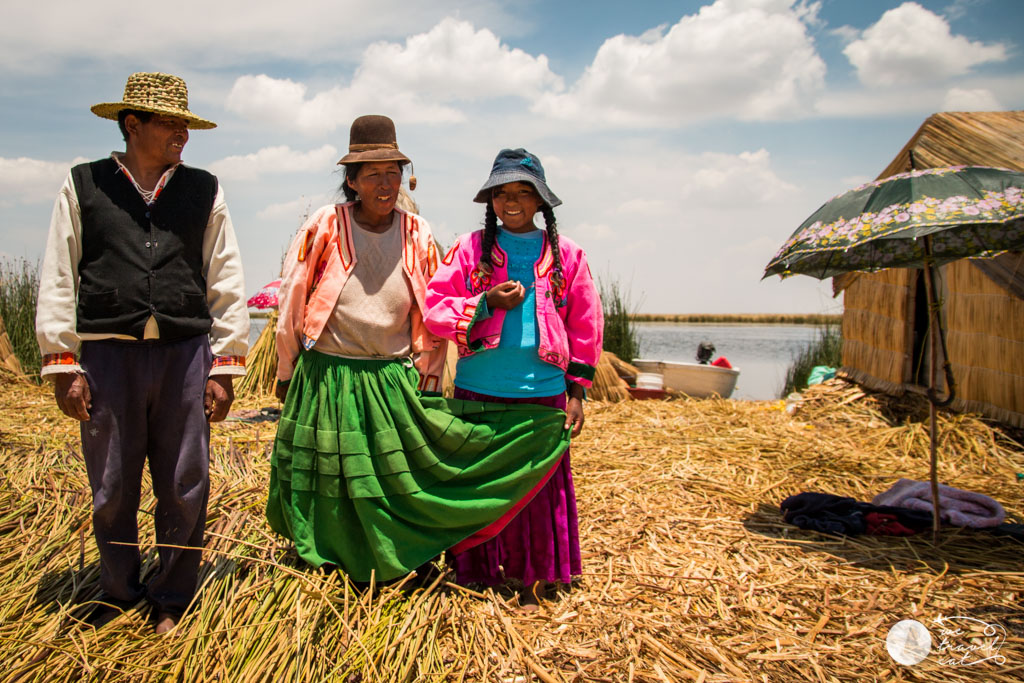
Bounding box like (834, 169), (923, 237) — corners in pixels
(424, 230), (603, 388)
(276, 202), (447, 392)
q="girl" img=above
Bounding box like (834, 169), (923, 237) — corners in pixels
(425, 148), (603, 608)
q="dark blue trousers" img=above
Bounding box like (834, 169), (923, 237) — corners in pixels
(79, 335), (211, 614)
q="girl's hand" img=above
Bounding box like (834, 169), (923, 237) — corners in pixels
(275, 380), (290, 403)
(486, 280), (525, 310)
(565, 382), (585, 437)
(565, 397), (584, 437)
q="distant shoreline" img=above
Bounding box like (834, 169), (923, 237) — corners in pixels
(252, 311), (843, 324)
(632, 313), (841, 324)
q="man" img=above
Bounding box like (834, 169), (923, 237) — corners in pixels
(35, 72), (249, 634)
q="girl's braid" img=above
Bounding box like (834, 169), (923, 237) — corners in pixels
(479, 201), (499, 271)
(540, 204), (564, 286)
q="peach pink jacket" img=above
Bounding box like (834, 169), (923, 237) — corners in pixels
(276, 203), (447, 392)
(424, 229), (603, 388)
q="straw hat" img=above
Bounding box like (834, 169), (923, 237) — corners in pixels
(473, 148), (561, 207)
(90, 72), (216, 130)
(337, 115), (411, 166)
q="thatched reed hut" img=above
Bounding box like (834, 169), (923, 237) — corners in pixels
(834, 111), (1024, 428)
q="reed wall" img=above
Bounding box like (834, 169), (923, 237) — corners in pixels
(944, 258), (1024, 425)
(840, 268), (912, 386)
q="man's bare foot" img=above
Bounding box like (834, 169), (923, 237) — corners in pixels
(518, 581), (547, 612)
(154, 611), (179, 635)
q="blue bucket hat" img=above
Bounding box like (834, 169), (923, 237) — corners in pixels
(473, 148), (562, 207)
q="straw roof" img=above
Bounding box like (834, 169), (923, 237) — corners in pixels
(879, 110), (1024, 180)
(3, 372), (1023, 680)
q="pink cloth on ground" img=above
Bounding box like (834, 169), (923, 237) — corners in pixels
(871, 478), (1005, 528)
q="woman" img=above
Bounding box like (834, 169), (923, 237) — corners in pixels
(266, 116), (571, 583)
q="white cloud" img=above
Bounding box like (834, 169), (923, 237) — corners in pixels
(943, 0), (983, 22)
(226, 74), (465, 134)
(358, 18), (563, 101)
(616, 199), (672, 218)
(686, 149), (798, 205)
(0, 156), (89, 206)
(209, 145), (340, 182)
(941, 87), (1002, 111)
(843, 2), (1007, 87)
(0, 1), (516, 71)
(840, 174), (872, 189)
(569, 221), (616, 241)
(533, 0), (826, 126)
(226, 19), (561, 134)
(257, 194), (333, 221)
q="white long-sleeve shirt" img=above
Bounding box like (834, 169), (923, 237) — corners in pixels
(35, 156), (250, 377)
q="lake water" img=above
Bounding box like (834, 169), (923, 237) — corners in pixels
(634, 323), (825, 401)
(251, 319), (825, 402)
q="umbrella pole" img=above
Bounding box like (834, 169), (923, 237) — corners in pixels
(922, 241), (942, 543)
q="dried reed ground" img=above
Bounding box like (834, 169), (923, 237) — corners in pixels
(1, 372), (1023, 682)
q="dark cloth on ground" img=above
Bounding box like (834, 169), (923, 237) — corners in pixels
(780, 492), (933, 537)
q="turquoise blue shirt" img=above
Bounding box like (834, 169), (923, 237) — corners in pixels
(454, 227), (566, 397)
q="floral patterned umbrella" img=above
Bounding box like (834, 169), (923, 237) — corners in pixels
(247, 279), (281, 309)
(764, 165), (1024, 541)
(764, 166), (1024, 280)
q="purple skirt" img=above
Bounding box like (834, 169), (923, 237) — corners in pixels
(450, 387), (582, 586)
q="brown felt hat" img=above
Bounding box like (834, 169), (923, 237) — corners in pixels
(336, 115), (411, 166)
(90, 72), (216, 129)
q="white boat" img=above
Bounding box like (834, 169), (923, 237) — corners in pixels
(632, 359), (740, 399)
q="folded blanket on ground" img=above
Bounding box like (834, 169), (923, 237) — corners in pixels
(871, 478), (1005, 529)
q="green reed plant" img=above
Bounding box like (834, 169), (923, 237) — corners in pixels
(781, 322), (843, 397)
(599, 275), (641, 363)
(0, 258), (41, 381)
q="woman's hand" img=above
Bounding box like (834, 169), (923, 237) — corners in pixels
(565, 382), (585, 437)
(275, 380), (290, 403)
(486, 281), (525, 310)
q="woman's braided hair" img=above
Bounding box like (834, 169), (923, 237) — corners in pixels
(339, 163), (362, 202)
(478, 192), (564, 286)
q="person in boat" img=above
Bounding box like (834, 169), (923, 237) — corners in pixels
(424, 148), (603, 608)
(266, 118), (571, 583)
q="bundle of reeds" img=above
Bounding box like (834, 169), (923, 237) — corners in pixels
(236, 311), (277, 397)
(589, 351), (631, 402)
(0, 311), (24, 377)
(0, 257), (40, 380)
(2, 371), (1023, 681)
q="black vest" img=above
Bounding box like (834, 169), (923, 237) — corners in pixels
(72, 158), (218, 340)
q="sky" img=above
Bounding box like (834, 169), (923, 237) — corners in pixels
(1, 0), (1022, 314)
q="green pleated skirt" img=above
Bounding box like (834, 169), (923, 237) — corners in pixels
(266, 351), (571, 581)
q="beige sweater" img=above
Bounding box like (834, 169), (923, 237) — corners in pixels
(313, 214), (413, 359)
